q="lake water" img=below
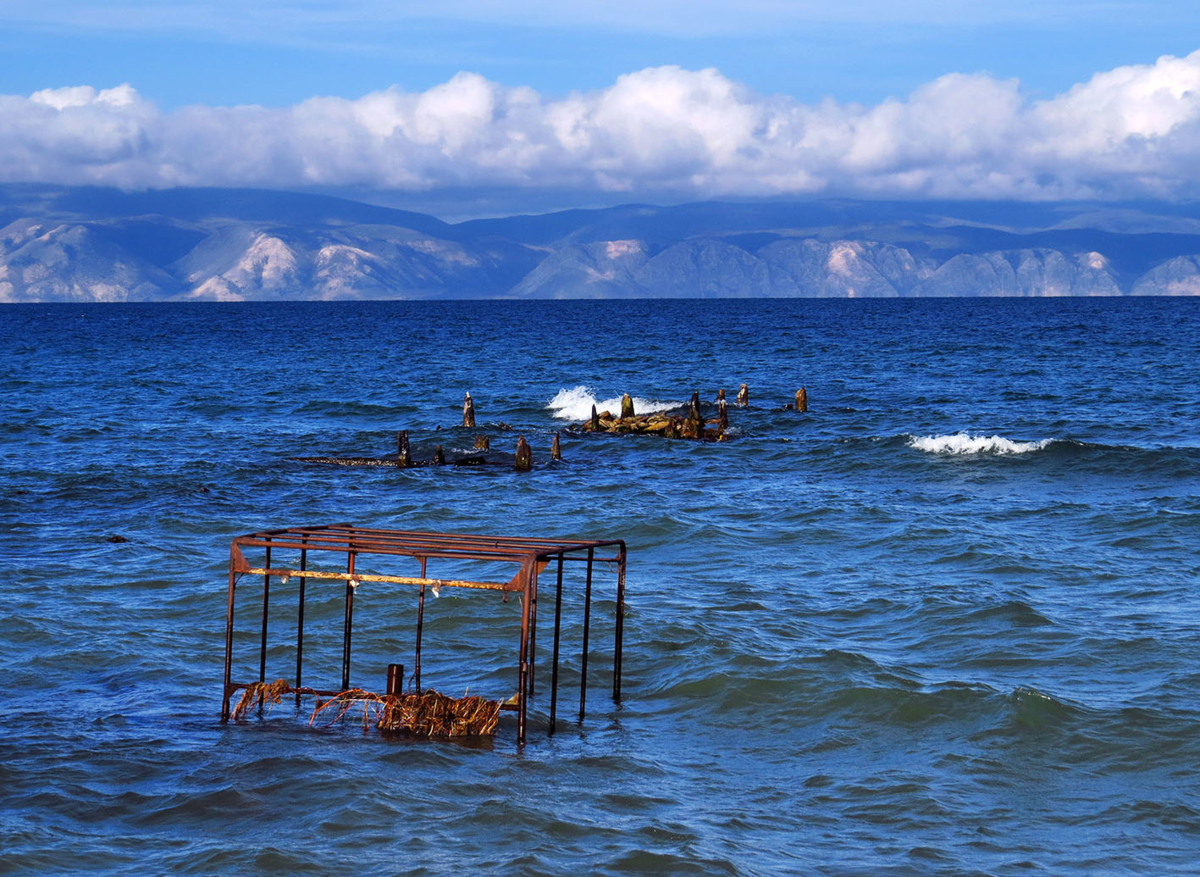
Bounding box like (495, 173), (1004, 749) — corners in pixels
(2, 297), (1199, 874)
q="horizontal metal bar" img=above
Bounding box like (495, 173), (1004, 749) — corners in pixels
(242, 567), (520, 592)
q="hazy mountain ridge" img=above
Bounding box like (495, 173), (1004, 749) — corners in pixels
(3, 184), (1200, 301)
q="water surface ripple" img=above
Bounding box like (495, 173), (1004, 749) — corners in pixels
(2, 298), (1199, 874)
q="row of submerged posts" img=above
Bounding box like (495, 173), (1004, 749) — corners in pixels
(292, 383), (809, 472)
(578, 384), (808, 442)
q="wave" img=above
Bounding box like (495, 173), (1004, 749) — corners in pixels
(546, 385), (677, 421)
(907, 432), (1052, 455)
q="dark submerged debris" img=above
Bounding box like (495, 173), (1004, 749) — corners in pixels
(107, 534), (128, 543)
(233, 680), (500, 737)
(432, 445), (446, 466)
(474, 435), (491, 451)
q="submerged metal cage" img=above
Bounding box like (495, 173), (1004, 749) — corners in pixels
(220, 523), (626, 744)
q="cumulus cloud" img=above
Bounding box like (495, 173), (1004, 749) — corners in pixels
(5, 51), (1200, 201)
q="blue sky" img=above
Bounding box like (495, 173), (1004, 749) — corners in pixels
(3, 1), (1198, 107)
(2, 2), (1200, 214)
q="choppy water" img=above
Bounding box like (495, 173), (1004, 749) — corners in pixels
(2, 298), (1199, 875)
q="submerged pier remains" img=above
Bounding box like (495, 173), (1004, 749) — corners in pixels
(221, 524), (626, 745)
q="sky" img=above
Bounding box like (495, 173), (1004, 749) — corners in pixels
(3, 1), (1200, 216)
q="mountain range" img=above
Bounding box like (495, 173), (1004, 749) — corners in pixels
(4, 184), (1200, 301)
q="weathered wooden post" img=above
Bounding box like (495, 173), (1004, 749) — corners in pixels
(717, 398), (728, 431)
(432, 445), (445, 466)
(795, 387), (808, 412)
(474, 435), (490, 451)
(682, 392), (704, 439)
(620, 393), (634, 419)
(462, 392), (476, 428)
(515, 436), (532, 471)
(736, 383), (749, 406)
(551, 432), (562, 461)
(716, 388), (726, 402)
(590, 404), (600, 431)
(397, 431), (413, 468)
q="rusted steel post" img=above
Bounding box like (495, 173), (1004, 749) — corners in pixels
(717, 397), (729, 431)
(386, 663), (404, 697)
(295, 542), (307, 702)
(397, 431), (412, 468)
(462, 392), (476, 428)
(415, 557), (427, 692)
(613, 543), (626, 702)
(736, 383), (749, 406)
(590, 404), (600, 431)
(342, 552), (356, 691)
(549, 553), (564, 735)
(796, 387), (808, 412)
(579, 547), (594, 722)
(258, 543), (271, 683)
(551, 432), (562, 461)
(515, 436), (532, 471)
(529, 561), (539, 696)
(222, 560), (237, 721)
(517, 562), (534, 746)
(474, 435), (490, 451)
(620, 393), (634, 419)
(432, 445), (445, 466)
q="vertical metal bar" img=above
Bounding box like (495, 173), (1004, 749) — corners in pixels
(549, 552), (564, 735)
(613, 543), (626, 702)
(258, 543), (271, 683)
(517, 561), (533, 746)
(342, 551), (356, 691)
(579, 547), (594, 722)
(529, 559), (539, 696)
(221, 558), (237, 722)
(295, 541), (307, 704)
(415, 557), (427, 692)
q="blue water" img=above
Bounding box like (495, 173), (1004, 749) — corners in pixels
(2, 298), (1199, 874)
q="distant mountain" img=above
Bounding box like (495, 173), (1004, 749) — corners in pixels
(3, 184), (1200, 301)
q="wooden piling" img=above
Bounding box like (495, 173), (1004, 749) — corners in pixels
(690, 390), (701, 419)
(515, 436), (533, 471)
(796, 387), (808, 412)
(474, 435), (490, 451)
(463, 392), (476, 428)
(432, 445), (445, 466)
(621, 393), (634, 419)
(551, 432), (562, 461)
(736, 383), (749, 406)
(717, 398), (728, 431)
(397, 431), (413, 468)
(590, 404), (600, 431)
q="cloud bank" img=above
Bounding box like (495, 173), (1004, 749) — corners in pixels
(4, 50), (1200, 202)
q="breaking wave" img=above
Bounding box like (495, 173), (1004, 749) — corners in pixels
(547, 385), (676, 421)
(908, 432), (1052, 455)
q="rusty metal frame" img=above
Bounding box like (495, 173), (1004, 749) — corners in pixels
(221, 523), (626, 745)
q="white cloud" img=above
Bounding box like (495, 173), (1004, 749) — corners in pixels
(5, 51), (1200, 201)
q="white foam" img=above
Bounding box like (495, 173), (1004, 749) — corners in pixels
(908, 433), (1051, 455)
(547, 385), (676, 421)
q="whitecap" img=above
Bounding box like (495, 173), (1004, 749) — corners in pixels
(546, 385), (675, 421)
(907, 432), (1051, 455)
